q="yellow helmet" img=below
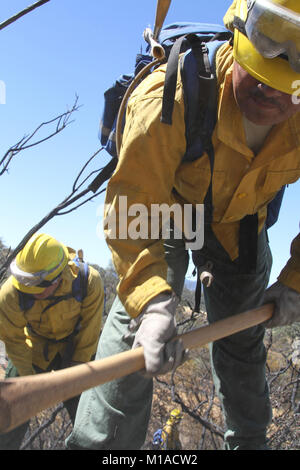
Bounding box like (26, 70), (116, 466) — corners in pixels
(224, 0), (300, 94)
(170, 408), (182, 421)
(10, 233), (69, 294)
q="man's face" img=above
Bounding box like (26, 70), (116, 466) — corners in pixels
(232, 61), (300, 125)
(33, 277), (61, 300)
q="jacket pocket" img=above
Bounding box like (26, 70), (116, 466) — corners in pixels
(263, 169), (300, 194)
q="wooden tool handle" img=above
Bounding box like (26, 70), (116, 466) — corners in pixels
(144, 28), (166, 60)
(153, 0), (172, 39)
(180, 303), (273, 350)
(0, 303), (273, 433)
(116, 0), (171, 157)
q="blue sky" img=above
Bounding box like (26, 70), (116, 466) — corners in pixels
(0, 0), (299, 286)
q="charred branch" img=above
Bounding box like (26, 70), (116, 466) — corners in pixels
(0, 1), (51, 32)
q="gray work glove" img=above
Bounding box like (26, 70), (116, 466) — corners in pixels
(131, 293), (187, 377)
(263, 281), (300, 328)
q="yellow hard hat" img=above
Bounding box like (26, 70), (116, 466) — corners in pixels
(170, 408), (182, 420)
(10, 233), (69, 294)
(224, 0), (300, 94)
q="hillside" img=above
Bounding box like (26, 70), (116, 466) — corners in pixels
(0, 308), (298, 450)
(0, 243), (299, 450)
(142, 311), (300, 450)
(184, 278), (197, 291)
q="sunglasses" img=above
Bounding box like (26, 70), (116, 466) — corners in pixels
(36, 274), (62, 288)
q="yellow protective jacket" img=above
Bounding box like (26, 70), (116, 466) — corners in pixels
(161, 420), (182, 450)
(104, 42), (300, 319)
(0, 249), (104, 375)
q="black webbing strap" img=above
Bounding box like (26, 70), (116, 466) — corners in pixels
(163, 33), (218, 225)
(40, 293), (74, 313)
(75, 260), (88, 300)
(27, 315), (82, 364)
(89, 157), (118, 193)
(161, 34), (215, 126)
(60, 315), (82, 368)
(193, 268), (202, 314)
(238, 213), (258, 274)
(161, 34), (187, 125)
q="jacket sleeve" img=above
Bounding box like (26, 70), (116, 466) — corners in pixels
(278, 233), (300, 292)
(71, 266), (104, 363)
(0, 278), (35, 376)
(104, 66), (187, 318)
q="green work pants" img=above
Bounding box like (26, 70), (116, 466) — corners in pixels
(0, 356), (81, 450)
(66, 225), (272, 450)
(199, 225), (273, 450)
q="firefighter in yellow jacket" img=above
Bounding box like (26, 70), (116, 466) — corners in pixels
(67, 0), (300, 451)
(0, 233), (104, 449)
(160, 409), (183, 451)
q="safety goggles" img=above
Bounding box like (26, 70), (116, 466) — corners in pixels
(234, 0), (300, 72)
(10, 256), (64, 288)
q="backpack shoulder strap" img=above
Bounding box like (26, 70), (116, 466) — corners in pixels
(180, 38), (223, 162)
(161, 29), (232, 155)
(18, 290), (35, 311)
(72, 258), (89, 302)
(165, 32), (231, 227)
